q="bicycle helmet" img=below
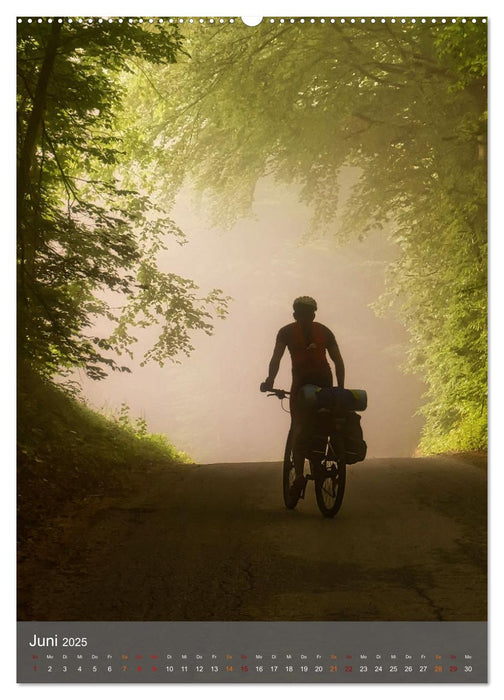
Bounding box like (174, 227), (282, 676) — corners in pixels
(293, 296), (318, 311)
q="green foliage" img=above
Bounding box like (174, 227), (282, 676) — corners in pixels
(113, 402), (191, 461)
(17, 19), (229, 380)
(124, 21), (486, 453)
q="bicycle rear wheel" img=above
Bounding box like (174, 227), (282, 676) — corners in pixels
(283, 430), (300, 509)
(313, 437), (346, 517)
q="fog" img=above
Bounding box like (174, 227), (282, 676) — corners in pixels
(76, 178), (425, 463)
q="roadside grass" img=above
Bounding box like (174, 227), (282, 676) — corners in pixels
(17, 367), (192, 541)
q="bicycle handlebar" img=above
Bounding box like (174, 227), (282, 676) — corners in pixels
(260, 383), (290, 400)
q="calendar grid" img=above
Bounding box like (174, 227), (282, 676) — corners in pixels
(18, 621), (486, 683)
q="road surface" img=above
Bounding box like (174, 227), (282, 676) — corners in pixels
(18, 455), (486, 621)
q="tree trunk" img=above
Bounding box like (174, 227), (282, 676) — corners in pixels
(17, 20), (62, 212)
(17, 20), (62, 355)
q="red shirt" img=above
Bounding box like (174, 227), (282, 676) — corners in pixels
(277, 321), (336, 388)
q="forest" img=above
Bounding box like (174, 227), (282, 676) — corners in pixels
(17, 17), (487, 455)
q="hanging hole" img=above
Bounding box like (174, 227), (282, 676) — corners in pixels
(241, 17), (263, 26)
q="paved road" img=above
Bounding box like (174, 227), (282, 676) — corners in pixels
(19, 455), (487, 621)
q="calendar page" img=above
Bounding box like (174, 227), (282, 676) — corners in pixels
(15, 2), (488, 687)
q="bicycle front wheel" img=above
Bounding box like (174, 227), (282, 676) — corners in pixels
(283, 430), (300, 509)
(313, 439), (346, 518)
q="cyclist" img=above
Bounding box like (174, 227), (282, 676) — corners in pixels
(261, 296), (345, 498)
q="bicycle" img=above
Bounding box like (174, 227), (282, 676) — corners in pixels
(261, 386), (348, 518)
